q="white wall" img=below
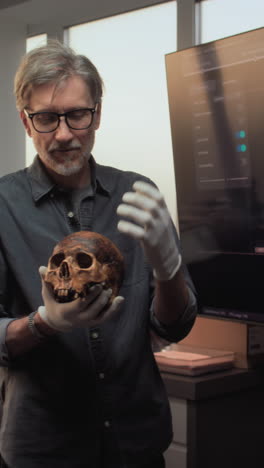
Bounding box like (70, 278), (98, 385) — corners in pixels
(0, 18), (26, 175)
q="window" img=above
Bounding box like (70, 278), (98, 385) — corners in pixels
(26, 34), (47, 52)
(199, 0), (264, 43)
(67, 2), (178, 224)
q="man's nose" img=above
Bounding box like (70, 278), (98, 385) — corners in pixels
(54, 117), (74, 141)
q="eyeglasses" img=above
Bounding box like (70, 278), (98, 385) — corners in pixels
(24, 107), (97, 133)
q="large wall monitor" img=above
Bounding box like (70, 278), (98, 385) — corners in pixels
(166, 27), (264, 324)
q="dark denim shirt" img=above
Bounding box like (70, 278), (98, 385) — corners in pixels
(0, 156), (196, 468)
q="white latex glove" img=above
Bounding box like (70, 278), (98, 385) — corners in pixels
(38, 266), (124, 332)
(116, 181), (182, 281)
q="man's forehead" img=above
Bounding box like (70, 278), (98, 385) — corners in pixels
(28, 76), (93, 111)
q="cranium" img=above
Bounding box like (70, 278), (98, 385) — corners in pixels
(45, 231), (124, 303)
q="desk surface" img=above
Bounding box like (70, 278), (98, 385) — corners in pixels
(161, 367), (264, 400)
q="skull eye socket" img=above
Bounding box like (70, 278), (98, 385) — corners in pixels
(76, 252), (93, 269)
(50, 253), (65, 268)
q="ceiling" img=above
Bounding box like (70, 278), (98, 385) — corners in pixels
(0, 0), (170, 32)
(0, 0), (28, 9)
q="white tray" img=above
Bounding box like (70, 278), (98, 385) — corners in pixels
(155, 343), (235, 376)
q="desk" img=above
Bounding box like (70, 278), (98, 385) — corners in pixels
(161, 368), (264, 468)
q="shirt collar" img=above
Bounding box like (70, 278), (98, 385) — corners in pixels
(27, 155), (111, 202)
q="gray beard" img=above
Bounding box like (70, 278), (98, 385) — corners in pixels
(45, 148), (91, 176)
(50, 159), (86, 176)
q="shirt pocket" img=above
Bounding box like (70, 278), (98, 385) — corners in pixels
(110, 231), (150, 288)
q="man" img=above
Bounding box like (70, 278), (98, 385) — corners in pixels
(0, 40), (197, 468)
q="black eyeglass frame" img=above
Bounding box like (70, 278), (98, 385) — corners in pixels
(24, 107), (97, 133)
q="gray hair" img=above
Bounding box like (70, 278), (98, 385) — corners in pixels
(14, 39), (104, 111)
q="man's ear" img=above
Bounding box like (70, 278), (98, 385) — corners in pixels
(20, 110), (32, 137)
(94, 102), (102, 130)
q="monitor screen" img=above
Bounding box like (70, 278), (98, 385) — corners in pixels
(165, 27), (264, 324)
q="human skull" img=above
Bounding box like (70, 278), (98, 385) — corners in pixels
(45, 231), (124, 303)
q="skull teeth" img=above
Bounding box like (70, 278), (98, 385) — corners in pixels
(58, 289), (68, 297)
(54, 282), (107, 303)
(55, 288), (79, 303)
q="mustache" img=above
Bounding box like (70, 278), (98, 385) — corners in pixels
(49, 142), (81, 152)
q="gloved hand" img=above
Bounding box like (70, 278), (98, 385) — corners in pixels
(117, 181), (181, 281)
(38, 266), (124, 332)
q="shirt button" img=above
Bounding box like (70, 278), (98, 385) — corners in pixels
(99, 372), (105, 379)
(67, 211), (74, 218)
(91, 331), (99, 339)
(104, 420), (111, 428)
(50, 193), (54, 198)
